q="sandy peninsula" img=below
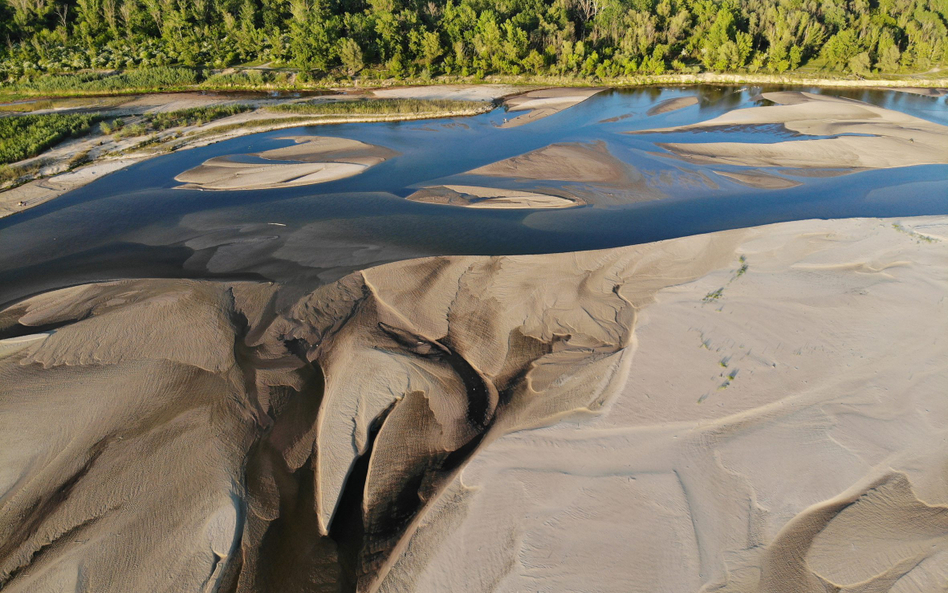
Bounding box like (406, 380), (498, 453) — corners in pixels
(638, 91), (948, 171)
(1, 214), (946, 592)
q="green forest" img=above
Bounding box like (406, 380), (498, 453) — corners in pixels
(1, 0), (946, 84)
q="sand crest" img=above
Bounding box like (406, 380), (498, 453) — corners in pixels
(500, 88), (604, 128)
(175, 135), (397, 191)
(405, 184), (579, 208)
(637, 91), (948, 171)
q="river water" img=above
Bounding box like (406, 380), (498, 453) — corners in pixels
(1, 86), (946, 305)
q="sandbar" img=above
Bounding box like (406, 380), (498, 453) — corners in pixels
(637, 91), (948, 171)
(646, 95), (699, 116)
(175, 135), (397, 191)
(406, 184), (579, 208)
(500, 88), (604, 128)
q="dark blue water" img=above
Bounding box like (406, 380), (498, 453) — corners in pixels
(1, 86), (946, 305)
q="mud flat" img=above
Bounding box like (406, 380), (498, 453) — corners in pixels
(1, 214), (946, 591)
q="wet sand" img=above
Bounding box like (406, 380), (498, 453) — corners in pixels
(500, 88), (604, 128)
(646, 95), (699, 115)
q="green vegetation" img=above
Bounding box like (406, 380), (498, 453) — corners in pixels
(892, 222), (940, 242)
(268, 98), (491, 115)
(11, 67), (200, 94)
(145, 104), (252, 129)
(0, 0), (945, 87)
(702, 287), (724, 303)
(0, 112), (98, 165)
(98, 105), (252, 140)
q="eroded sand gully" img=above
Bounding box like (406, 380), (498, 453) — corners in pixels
(0, 216), (946, 592)
(636, 91), (948, 172)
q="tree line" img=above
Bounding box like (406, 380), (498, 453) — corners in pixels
(1, 0), (946, 82)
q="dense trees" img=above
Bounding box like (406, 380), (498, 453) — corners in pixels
(0, 0), (945, 82)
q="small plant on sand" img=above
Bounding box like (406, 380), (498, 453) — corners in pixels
(703, 287), (724, 303)
(892, 222), (938, 243)
(735, 255), (748, 277)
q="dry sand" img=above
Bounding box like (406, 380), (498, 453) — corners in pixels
(464, 140), (668, 204)
(406, 184), (579, 208)
(637, 91), (948, 171)
(468, 141), (629, 183)
(1, 215), (946, 592)
(175, 136), (397, 191)
(500, 87), (604, 128)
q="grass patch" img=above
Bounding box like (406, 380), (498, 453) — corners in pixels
(0, 113), (99, 165)
(146, 104), (252, 130)
(268, 98), (491, 116)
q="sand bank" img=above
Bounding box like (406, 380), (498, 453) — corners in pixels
(638, 91), (948, 171)
(468, 141), (628, 183)
(406, 184), (579, 208)
(175, 136), (397, 190)
(465, 140), (668, 204)
(2, 215), (946, 591)
(646, 95), (699, 115)
(500, 87), (604, 128)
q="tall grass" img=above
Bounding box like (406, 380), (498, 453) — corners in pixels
(0, 113), (98, 165)
(15, 67), (202, 95)
(268, 98), (491, 115)
(146, 104), (252, 130)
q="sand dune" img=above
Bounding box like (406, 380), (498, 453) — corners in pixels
(637, 91), (948, 171)
(1, 215), (946, 592)
(500, 88), (604, 128)
(175, 136), (397, 191)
